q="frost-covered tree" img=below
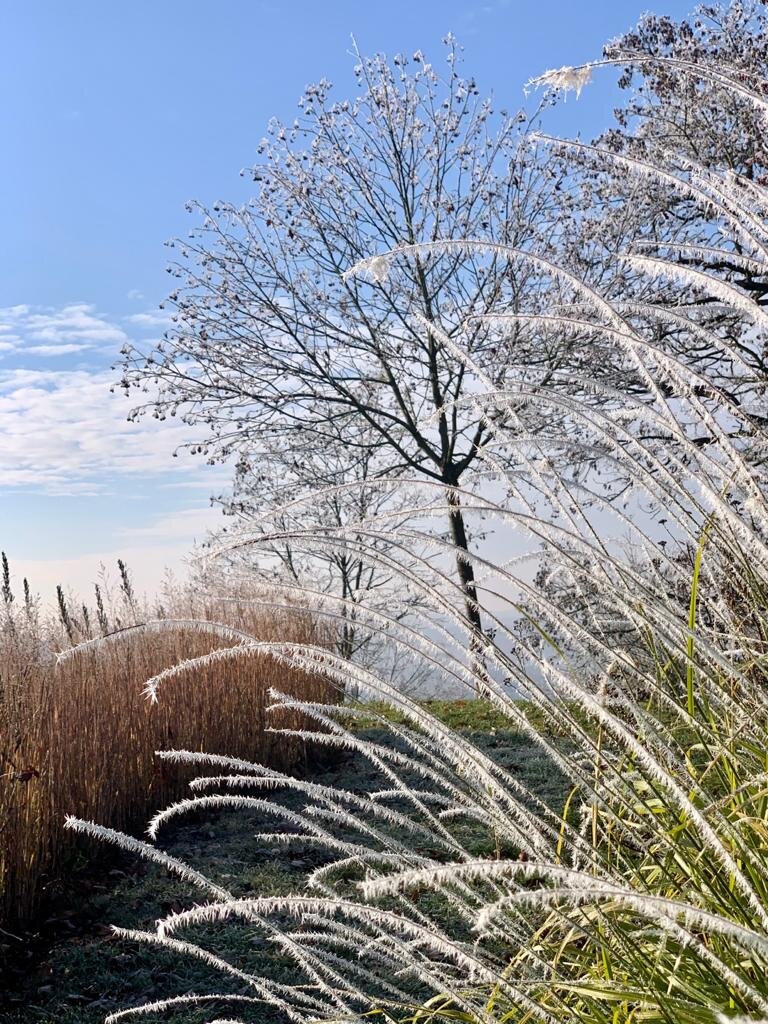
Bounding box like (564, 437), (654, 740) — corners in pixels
(605, 2), (768, 182)
(119, 38), (593, 685)
(550, 1), (768, 403)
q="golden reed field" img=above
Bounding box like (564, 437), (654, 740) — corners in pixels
(0, 576), (336, 925)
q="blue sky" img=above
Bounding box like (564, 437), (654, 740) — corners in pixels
(0, 0), (696, 600)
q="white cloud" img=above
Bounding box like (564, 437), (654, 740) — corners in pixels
(26, 343), (92, 356)
(0, 366), (226, 495)
(117, 505), (219, 540)
(0, 301), (229, 596)
(24, 304), (128, 344)
(160, 479), (225, 490)
(0, 303), (128, 355)
(125, 310), (171, 329)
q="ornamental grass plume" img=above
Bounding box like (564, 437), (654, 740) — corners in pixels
(69, 46), (768, 1024)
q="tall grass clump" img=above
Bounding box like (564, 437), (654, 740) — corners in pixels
(0, 572), (335, 925)
(68, 49), (768, 1024)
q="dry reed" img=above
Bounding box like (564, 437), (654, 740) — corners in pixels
(0, 574), (337, 925)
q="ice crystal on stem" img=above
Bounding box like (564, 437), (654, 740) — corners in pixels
(527, 64), (593, 98)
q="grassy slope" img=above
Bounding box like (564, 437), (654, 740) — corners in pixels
(1, 702), (568, 1024)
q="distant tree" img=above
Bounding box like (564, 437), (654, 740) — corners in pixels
(210, 424), (428, 676)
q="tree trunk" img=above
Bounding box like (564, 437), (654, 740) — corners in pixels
(339, 568), (358, 699)
(445, 484), (489, 696)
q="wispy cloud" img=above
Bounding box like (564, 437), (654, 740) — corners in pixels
(0, 303), (129, 356)
(117, 505), (218, 540)
(0, 366), (225, 495)
(26, 343), (93, 356)
(455, 0), (512, 35)
(8, 530), (213, 602)
(0, 300), (228, 592)
(125, 310), (171, 329)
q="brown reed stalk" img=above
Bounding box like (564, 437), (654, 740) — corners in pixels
(0, 577), (336, 925)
